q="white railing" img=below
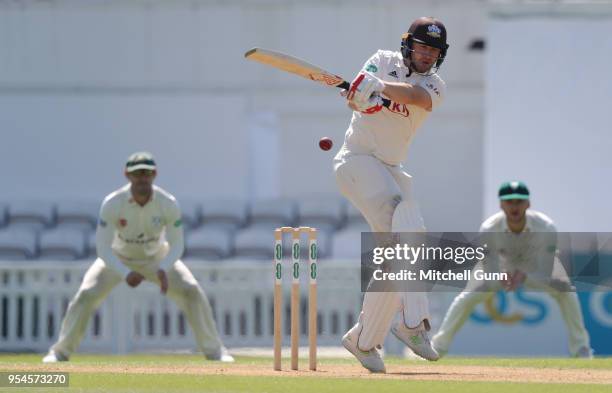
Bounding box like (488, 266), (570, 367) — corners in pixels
(0, 260), (364, 354)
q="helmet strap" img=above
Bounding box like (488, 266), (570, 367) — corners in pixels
(401, 33), (439, 76)
(406, 48), (438, 76)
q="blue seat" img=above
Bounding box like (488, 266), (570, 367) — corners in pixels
(234, 227), (274, 261)
(56, 200), (99, 232)
(249, 199), (297, 229)
(332, 229), (367, 259)
(200, 199), (248, 232)
(87, 231), (97, 259)
(0, 202), (8, 228)
(178, 198), (202, 229)
(7, 200), (55, 233)
(0, 229), (38, 260)
(297, 197), (346, 233)
(185, 227), (233, 261)
(39, 228), (87, 260)
(345, 203), (370, 231)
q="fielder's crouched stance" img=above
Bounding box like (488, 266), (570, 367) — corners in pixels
(432, 182), (593, 358)
(334, 17), (449, 373)
(43, 152), (233, 363)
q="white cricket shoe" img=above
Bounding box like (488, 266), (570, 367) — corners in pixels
(431, 335), (448, 358)
(42, 350), (69, 363)
(342, 328), (386, 373)
(205, 346), (235, 362)
(391, 320), (439, 361)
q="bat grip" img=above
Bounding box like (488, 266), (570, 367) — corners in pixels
(338, 81), (392, 109)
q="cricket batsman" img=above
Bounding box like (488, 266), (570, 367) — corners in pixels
(334, 17), (449, 372)
(43, 152), (233, 363)
(432, 181), (593, 358)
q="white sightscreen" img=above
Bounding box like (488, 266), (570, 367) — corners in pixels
(485, 12), (612, 231)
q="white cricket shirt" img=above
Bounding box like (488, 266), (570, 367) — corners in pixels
(338, 50), (446, 166)
(96, 184), (184, 276)
(480, 210), (558, 275)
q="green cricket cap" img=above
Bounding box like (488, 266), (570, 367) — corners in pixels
(126, 151), (156, 172)
(498, 181), (530, 200)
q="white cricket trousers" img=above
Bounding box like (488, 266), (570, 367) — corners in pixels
(50, 258), (223, 356)
(334, 151), (430, 350)
(434, 278), (591, 356)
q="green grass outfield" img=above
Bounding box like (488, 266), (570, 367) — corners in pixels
(0, 354), (610, 393)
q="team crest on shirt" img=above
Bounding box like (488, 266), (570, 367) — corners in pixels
(152, 216), (162, 226)
(365, 64), (378, 72)
(119, 218), (127, 227)
(427, 25), (442, 38)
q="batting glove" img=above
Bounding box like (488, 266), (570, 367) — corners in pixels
(351, 94), (384, 114)
(347, 72), (385, 103)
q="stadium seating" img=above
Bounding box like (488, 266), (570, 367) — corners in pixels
(249, 199), (297, 229)
(0, 198), (368, 262)
(233, 227), (272, 261)
(7, 200), (55, 233)
(178, 198), (202, 229)
(0, 202), (8, 227)
(233, 225), (332, 261)
(0, 229), (38, 260)
(56, 200), (99, 232)
(185, 227), (233, 261)
(39, 228), (87, 260)
(345, 203), (370, 231)
(200, 199), (248, 232)
(331, 229), (363, 259)
(297, 197), (345, 234)
(87, 231), (96, 258)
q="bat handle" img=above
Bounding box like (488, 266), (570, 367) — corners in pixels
(338, 81), (392, 109)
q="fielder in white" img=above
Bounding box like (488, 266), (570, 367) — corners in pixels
(335, 17), (449, 372)
(43, 152), (233, 363)
(432, 181), (593, 358)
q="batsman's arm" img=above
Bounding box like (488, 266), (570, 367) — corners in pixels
(338, 80), (392, 109)
(381, 82), (433, 111)
(344, 51), (391, 108)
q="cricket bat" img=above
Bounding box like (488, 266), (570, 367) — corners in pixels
(244, 47), (391, 108)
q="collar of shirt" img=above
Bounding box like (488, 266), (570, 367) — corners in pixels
(503, 213), (532, 233)
(127, 185), (156, 206)
(393, 58), (412, 78)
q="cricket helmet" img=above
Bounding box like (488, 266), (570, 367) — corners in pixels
(401, 17), (449, 73)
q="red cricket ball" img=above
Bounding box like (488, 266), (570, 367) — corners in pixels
(319, 137), (333, 151)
